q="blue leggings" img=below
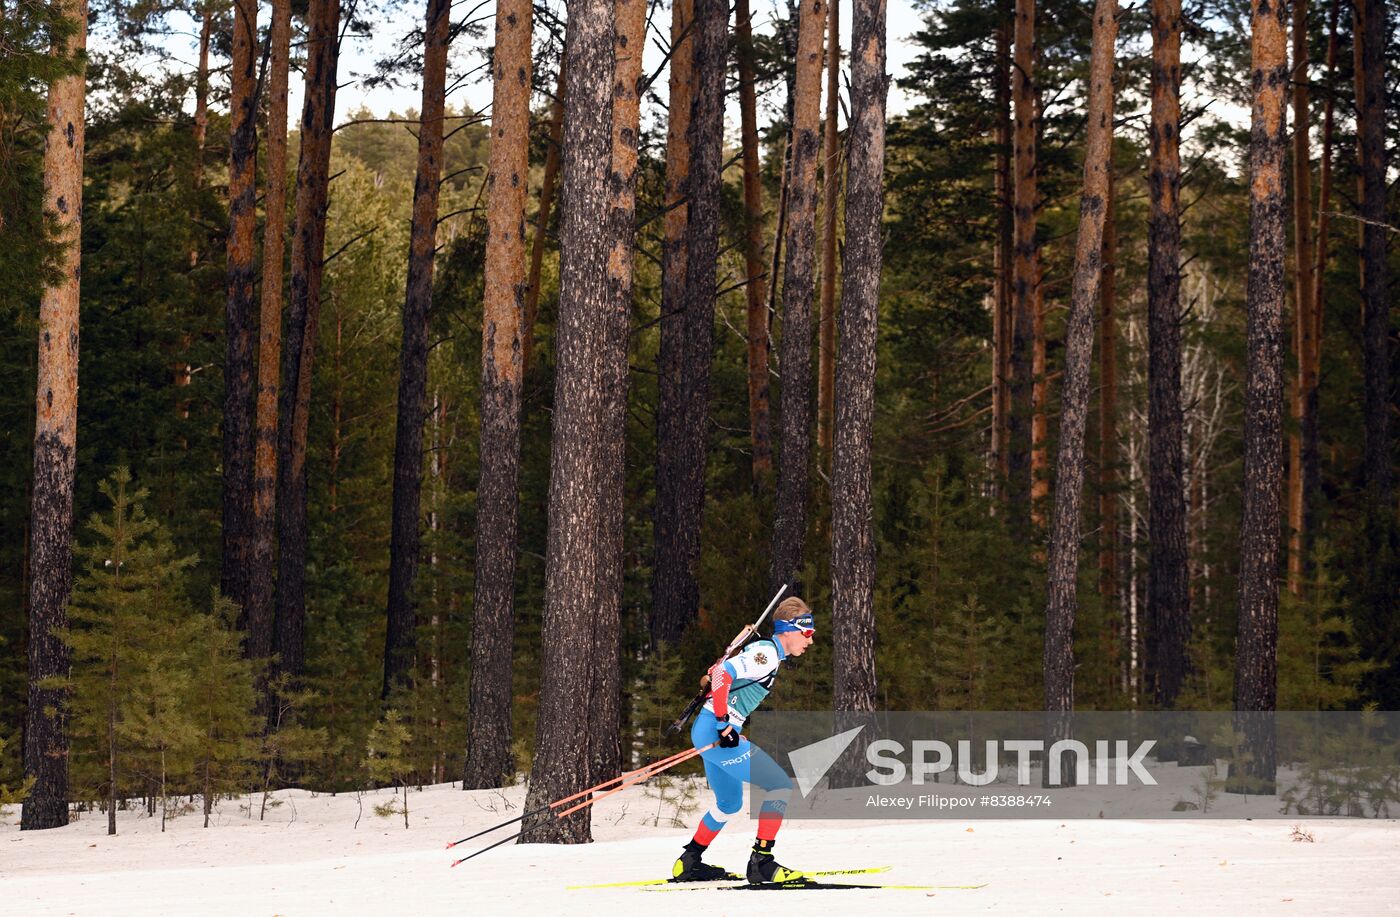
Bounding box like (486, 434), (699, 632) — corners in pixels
(690, 710), (792, 840)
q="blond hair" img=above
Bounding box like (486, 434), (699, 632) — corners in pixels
(773, 597), (812, 621)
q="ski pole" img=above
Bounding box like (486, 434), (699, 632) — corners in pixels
(450, 743), (715, 867)
(552, 743), (712, 818)
(450, 828), (524, 867)
(666, 583), (788, 735)
(445, 743), (711, 849)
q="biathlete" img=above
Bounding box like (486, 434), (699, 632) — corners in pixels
(671, 597), (816, 884)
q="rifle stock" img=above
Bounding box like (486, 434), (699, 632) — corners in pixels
(663, 585), (787, 734)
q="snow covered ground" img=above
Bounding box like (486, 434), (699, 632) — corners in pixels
(3, 777), (1398, 916)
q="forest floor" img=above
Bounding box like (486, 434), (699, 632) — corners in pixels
(2, 772), (1397, 915)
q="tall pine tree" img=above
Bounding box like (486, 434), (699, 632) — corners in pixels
(464, 0), (531, 789)
(1232, 0), (1287, 791)
(23, 0), (87, 832)
(520, 0), (615, 844)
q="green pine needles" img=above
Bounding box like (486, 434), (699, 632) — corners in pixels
(61, 468), (260, 833)
(1277, 542), (1377, 711)
(0, 729), (35, 818)
(365, 709), (413, 827)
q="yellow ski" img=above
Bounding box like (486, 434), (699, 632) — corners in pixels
(567, 865), (890, 890)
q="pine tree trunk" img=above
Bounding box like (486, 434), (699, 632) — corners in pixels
(1030, 270), (1047, 529)
(1286, 0), (1314, 596)
(590, 0), (645, 786)
(736, 0), (773, 487)
(463, 0), (531, 790)
(276, 0), (341, 682)
(520, 0), (615, 844)
(768, 0), (827, 595)
(1098, 166), (1119, 671)
(767, 28), (799, 355)
(830, 0), (885, 720)
(248, 0), (292, 670)
(523, 65), (566, 379)
(1146, 0), (1189, 708)
(223, 0), (259, 629)
(1306, 0), (1339, 553)
(651, 0), (694, 647)
(652, 0), (726, 645)
(1008, 0), (1037, 521)
(23, 0), (86, 832)
(1353, 0), (1395, 706)
(767, 136), (792, 351)
(816, 0), (840, 464)
(384, 0), (452, 700)
(1233, 0), (1287, 789)
(993, 3), (1013, 488)
(1354, 0), (1390, 511)
(1044, 0), (1117, 718)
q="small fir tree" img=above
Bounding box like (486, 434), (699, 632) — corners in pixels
(930, 594), (1012, 710)
(0, 730), (35, 818)
(875, 462), (1044, 710)
(1177, 625), (1236, 712)
(365, 709), (413, 827)
(124, 626), (201, 831)
(631, 644), (688, 763)
(259, 674), (328, 819)
(626, 647), (703, 824)
(302, 598), (379, 792)
(1278, 542), (1376, 710)
(62, 468), (197, 835)
(190, 592), (260, 826)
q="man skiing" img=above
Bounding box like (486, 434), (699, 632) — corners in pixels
(672, 597), (816, 884)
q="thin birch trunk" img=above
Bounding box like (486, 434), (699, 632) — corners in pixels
(192, 6), (212, 195)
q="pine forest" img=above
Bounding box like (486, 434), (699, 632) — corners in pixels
(1, 0), (1396, 834)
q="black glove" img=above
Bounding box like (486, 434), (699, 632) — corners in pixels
(717, 720), (741, 748)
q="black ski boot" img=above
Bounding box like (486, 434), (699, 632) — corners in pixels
(671, 840), (731, 882)
(746, 839), (802, 884)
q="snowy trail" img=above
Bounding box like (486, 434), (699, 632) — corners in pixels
(3, 781), (1397, 915)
